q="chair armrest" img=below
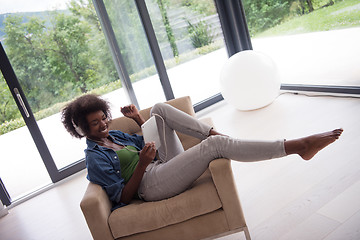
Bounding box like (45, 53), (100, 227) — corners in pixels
(209, 159), (247, 230)
(80, 182), (114, 240)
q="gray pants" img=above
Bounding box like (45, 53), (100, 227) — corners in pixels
(138, 103), (286, 201)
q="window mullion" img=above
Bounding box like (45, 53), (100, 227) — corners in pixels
(92, 0), (140, 108)
(135, 0), (175, 101)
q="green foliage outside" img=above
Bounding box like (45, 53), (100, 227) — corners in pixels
(255, 0), (360, 37)
(104, 1), (155, 75)
(180, 0), (217, 15)
(1, 0), (118, 118)
(0, 0), (118, 134)
(0, 0), (219, 136)
(242, 0), (293, 36)
(0, 77), (18, 124)
(243, 0), (360, 37)
(0, 40), (222, 135)
(157, 0), (179, 57)
(187, 20), (214, 48)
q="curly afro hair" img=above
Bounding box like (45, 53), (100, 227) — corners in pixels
(61, 94), (112, 138)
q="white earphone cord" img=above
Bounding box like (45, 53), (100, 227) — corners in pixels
(88, 114), (167, 158)
(117, 114), (167, 159)
(151, 113), (167, 160)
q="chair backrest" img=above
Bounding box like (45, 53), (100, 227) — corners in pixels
(108, 96), (200, 150)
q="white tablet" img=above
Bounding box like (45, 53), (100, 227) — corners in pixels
(141, 116), (161, 149)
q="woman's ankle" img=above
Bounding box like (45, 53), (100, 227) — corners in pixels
(209, 128), (227, 137)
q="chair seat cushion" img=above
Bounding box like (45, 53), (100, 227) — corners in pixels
(108, 169), (222, 238)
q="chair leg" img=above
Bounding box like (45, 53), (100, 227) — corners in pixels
(243, 227), (251, 240)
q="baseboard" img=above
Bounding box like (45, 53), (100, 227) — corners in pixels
(0, 205), (9, 218)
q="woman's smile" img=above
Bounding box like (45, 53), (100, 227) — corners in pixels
(86, 110), (110, 139)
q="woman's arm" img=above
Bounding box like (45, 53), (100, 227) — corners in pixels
(121, 104), (145, 127)
(119, 142), (156, 204)
(86, 151), (127, 206)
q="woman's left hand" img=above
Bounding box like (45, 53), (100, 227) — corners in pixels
(121, 104), (145, 126)
(121, 104), (140, 119)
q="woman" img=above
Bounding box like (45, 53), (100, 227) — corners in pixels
(61, 94), (343, 210)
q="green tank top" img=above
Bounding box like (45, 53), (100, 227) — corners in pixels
(116, 146), (139, 183)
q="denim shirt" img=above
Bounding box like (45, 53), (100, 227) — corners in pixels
(85, 130), (145, 211)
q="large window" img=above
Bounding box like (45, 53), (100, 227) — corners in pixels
(144, 0), (227, 104)
(2, 0), (358, 207)
(96, 0), (229, 108)
(0, 91), (51, 201)
(102, 0), (167, 109)
(0, 0), (234, 206)
(0, 0), (127, 204)
(242, 0), (360, 89)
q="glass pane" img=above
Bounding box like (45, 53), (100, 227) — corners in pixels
(0, 0), (126, 170)
(242, 0), (360, 87)
(0, 77), (51, 200)
(145, 0), (228, 104)
(103, 0), (166, 109)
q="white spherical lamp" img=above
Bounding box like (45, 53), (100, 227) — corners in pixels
(220, 50), (281, 111)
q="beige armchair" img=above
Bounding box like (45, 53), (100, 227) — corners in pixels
(80, 96), (251, 240)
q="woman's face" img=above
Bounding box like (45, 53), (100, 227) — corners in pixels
(86, 110), (109, 140)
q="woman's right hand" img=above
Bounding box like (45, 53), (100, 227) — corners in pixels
(120, 142), (156, 204)
(138, 142), (156, 168)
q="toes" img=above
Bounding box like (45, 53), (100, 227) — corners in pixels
(336, 128), (343, 133)
(332, 129), (343, 136)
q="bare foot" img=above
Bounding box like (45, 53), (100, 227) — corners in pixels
(285, 129), (343, 160)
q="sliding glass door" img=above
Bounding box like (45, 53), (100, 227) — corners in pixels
(1, 0), (246, 206)
(144, 0), (228, 104)
(3, 0), (355, 207)
(101, 0), (167, 109)
(95, 0), (232, 109)
(0, 75), (52, 201)
(0, 0), (127, 205)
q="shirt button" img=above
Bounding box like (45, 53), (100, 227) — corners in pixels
(114, 156), (117, 159)
(116, 171), (120, 174)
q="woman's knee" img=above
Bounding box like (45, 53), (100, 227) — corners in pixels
(199, 135), (229, 159)
(202, 135), (228, 149)
(151, 102), (167, 116)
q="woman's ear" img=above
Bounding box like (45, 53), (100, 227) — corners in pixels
(72, 120), (85, 136)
